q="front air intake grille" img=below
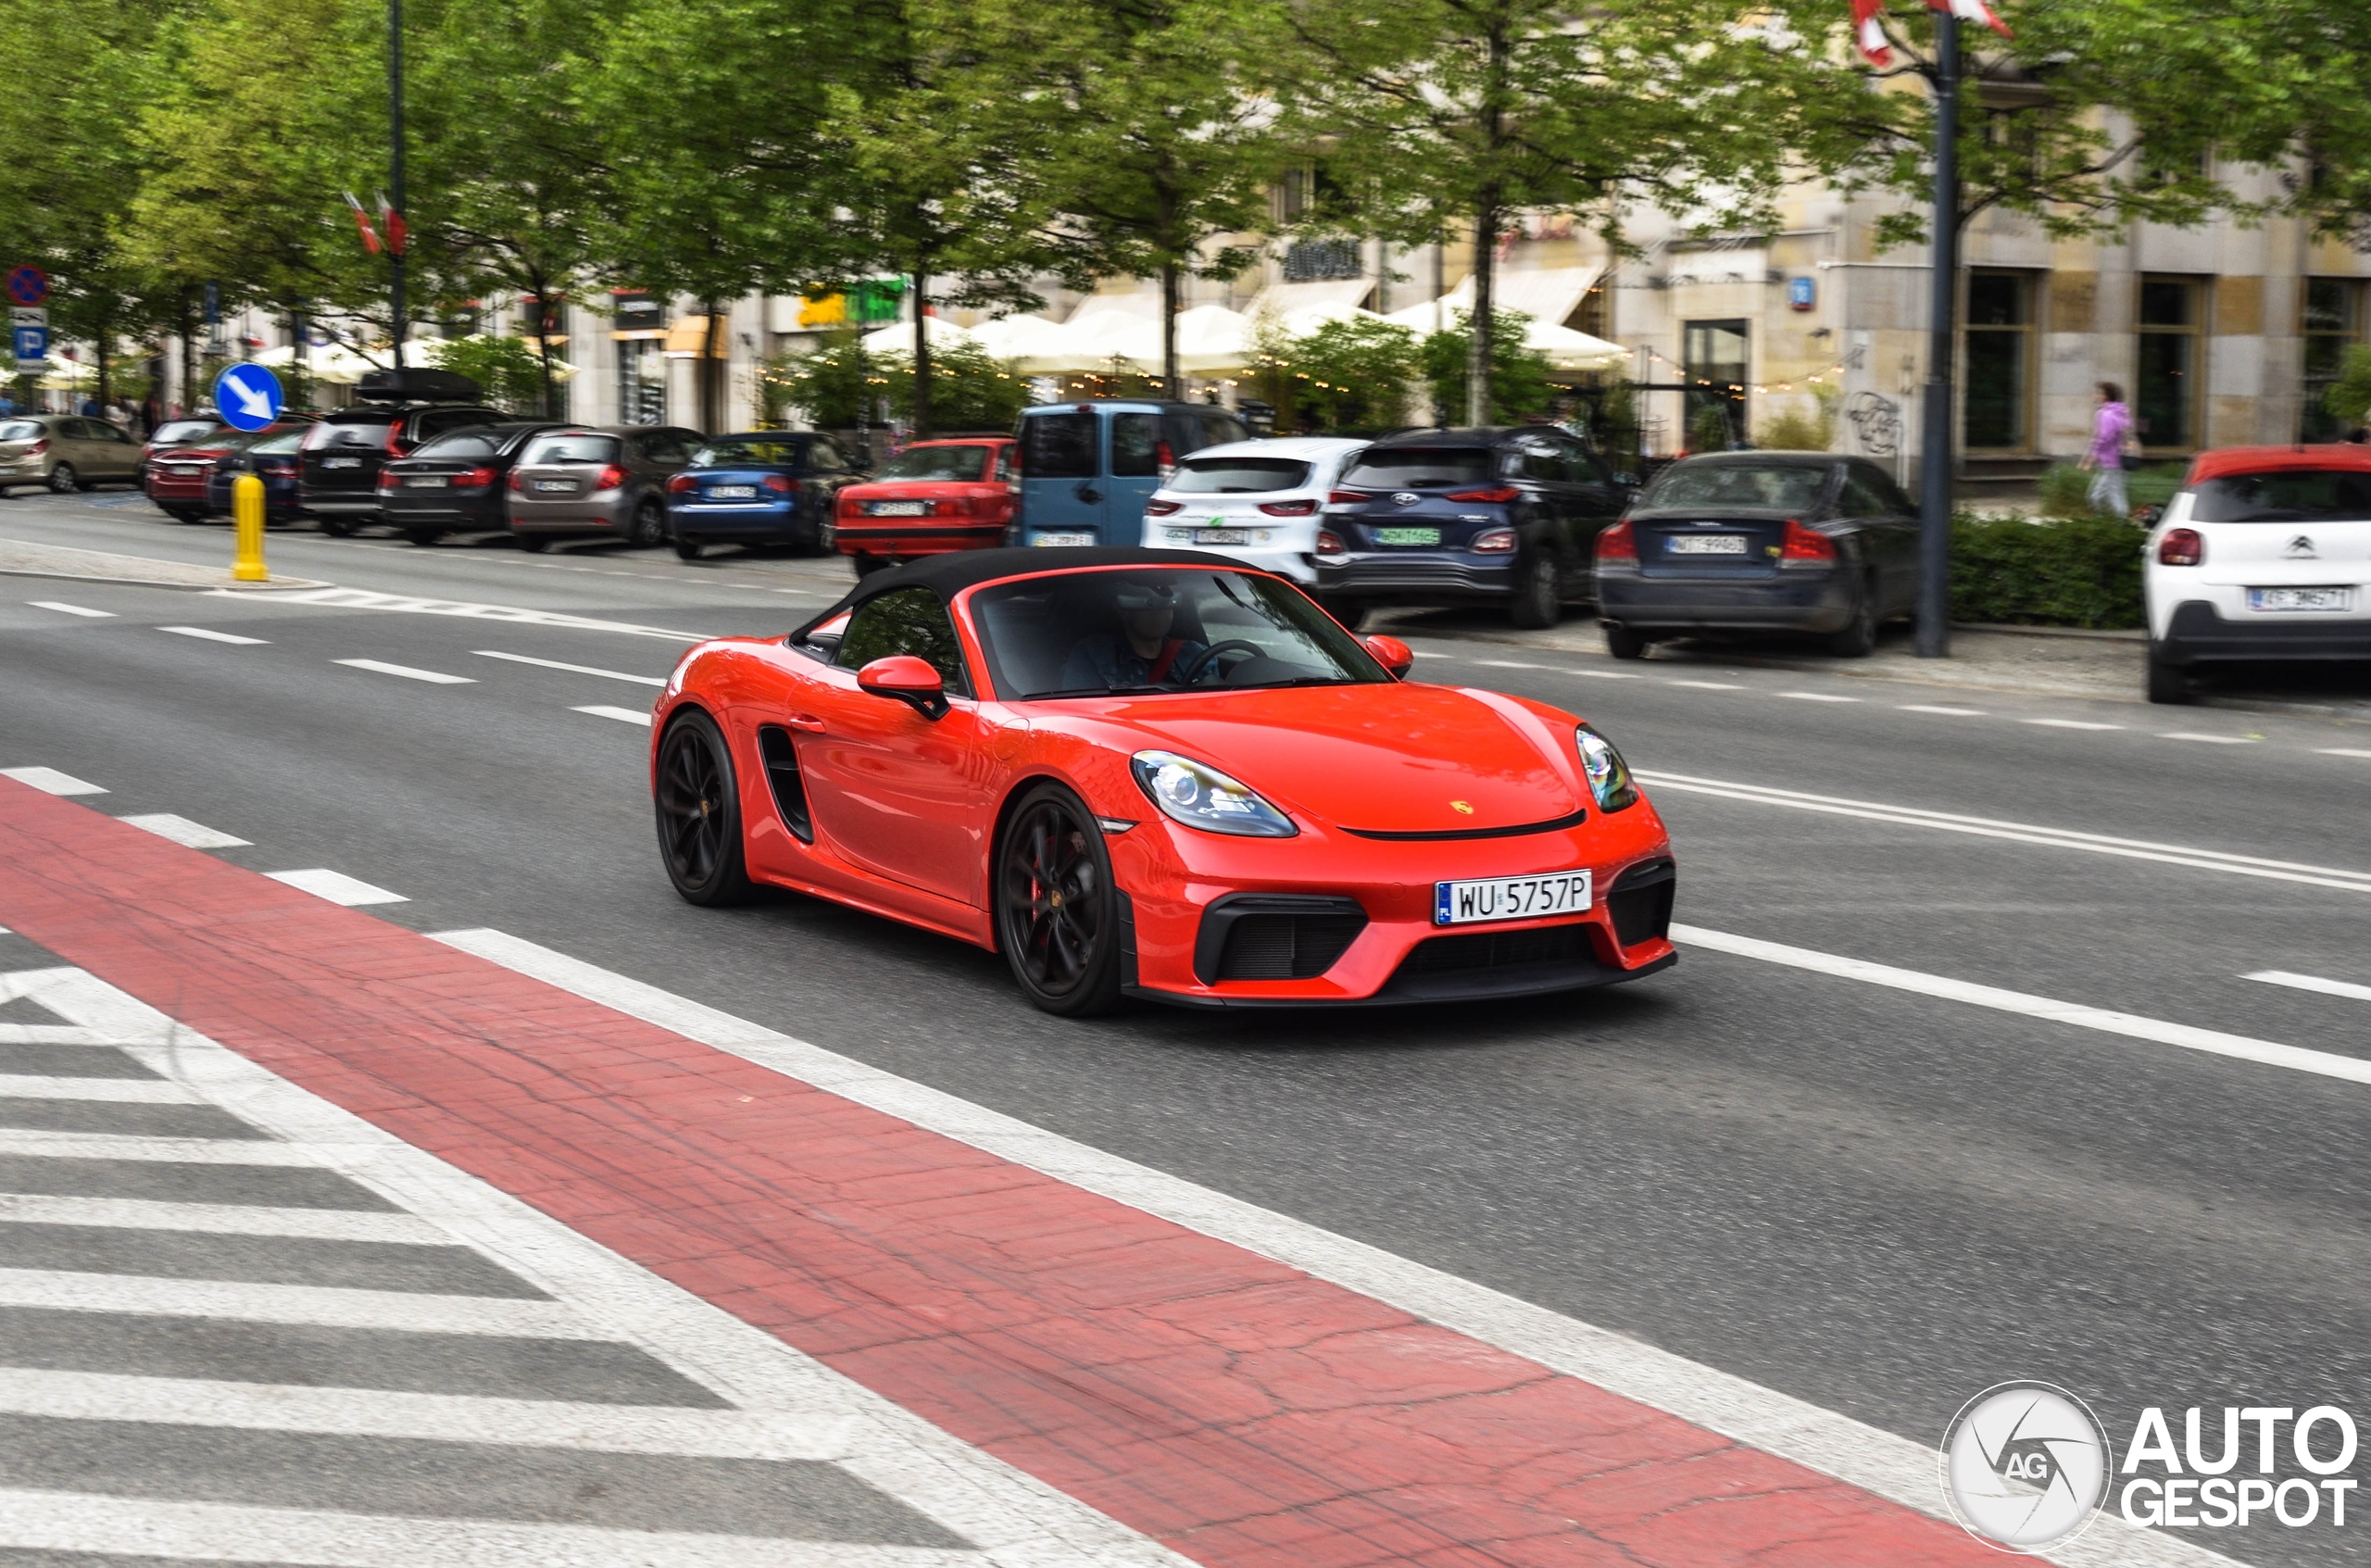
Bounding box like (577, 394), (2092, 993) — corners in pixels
(1196, 896), (1368, 985)
(1399, 922), (1592, 977)
(1607, 858), (1675, 947)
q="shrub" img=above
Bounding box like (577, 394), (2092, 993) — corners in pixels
(1248, 314), (1419, 433)
(2035, 462), (2094, 519)
(1950, 511), (2145, 629)
(1753, 384), (1838, 451)
(1418, 308), (1556, 425)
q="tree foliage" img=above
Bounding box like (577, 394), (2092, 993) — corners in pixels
(1419, 310), (1555, 426)
(1249, 315), (1421, 433)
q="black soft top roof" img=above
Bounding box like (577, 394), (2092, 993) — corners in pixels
(795, 546), (1263, 637)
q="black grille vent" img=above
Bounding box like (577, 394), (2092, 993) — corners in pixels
(1400, 922), (1591, 977)
(1196, 896), (1367, 985)
(1607, 858), (1675, 947)
(756, 725), (813, 843)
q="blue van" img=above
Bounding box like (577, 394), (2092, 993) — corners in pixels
(1016, 400), (1250, 546)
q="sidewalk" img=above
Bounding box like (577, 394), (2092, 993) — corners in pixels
(0, 536), (327, 592)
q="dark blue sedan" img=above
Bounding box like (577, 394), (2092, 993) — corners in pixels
(205, 429), (308, 526)
(663, 432), (864, 559)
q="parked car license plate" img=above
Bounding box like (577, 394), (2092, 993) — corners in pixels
(1034, 532), (1097, 546)
(2248, 586), (2353, 612)
(323, 457), (361, 469)
(1194, 527), (1248, 546)
(1376, 527), (1441, 546)
(1435, 871), (1592, 926)
(1668, 533), (1749, 555)
(168, 465), (201, 477)
(408, 475), (448, 488)
(533, 479), (574, 493)
(709, 484), (759, 500)
(870, 499), (926, 516)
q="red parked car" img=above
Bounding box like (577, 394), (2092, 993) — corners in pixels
(834, 436), (1017, 575)
(144, 418), (315, 524)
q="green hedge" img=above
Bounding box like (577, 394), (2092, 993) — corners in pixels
(1949, 512), (2146, 629)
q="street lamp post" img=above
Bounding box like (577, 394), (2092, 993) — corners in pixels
(388, 0), (408, 371)
(1914, 7), (1960, 659)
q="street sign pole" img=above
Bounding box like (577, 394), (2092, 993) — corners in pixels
(388, 0), (408, 371)
(1915, 8), (1960, 659)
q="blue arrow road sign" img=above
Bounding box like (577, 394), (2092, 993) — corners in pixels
(11, 326), (46, 363)
(213, 362), (284, 433)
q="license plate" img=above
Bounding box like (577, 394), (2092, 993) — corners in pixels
(1668, 534), (1749, 555)
(1435, 871), (1593, 927)
(709, 484), (759, 500)
(533, 479), (574, 493)
(408, 475), (448, 488)
(870, 499), (926, 516)
(168, 466), (200, 477)
(323, 457), (361, 470)
(1376, 527), (1441, 546)
(2248, 586), (2353, 612)
(1194, 528), (1248, 546)
(1034, 532), (1096, 546)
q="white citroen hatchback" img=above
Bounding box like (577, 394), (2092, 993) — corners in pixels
(2143, 445), (2371, 702)
(1137, 436), (1369, 584)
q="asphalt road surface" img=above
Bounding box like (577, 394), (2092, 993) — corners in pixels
(4, 486), (2368, 1567)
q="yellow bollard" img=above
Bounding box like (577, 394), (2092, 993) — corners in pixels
(232, 473), (268, 583)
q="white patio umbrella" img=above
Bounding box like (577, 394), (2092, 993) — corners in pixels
(1384, 298), (1624, 368)
(1173, 305), (1254, 372)
(967, 314), (1073, 370)
(858, 316), (983, 356)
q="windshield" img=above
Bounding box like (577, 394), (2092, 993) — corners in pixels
(248, 432), (306, 456)
(2190, 469), (2371, 522)
(1169, 456), (1311, 495)
(151, 420), (219, 446)
(691, 437), (805, 469)
(414, 431), (501, 459)
(969, 568), (1387, 700)
(1341, 448), (1493, 489)
(0, 420), (41, 442)
(1647, 460), (1832, 511)
(521, 433), (619, 466)
(874, 444), (990, 483)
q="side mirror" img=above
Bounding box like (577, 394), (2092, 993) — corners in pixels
(1361, 633), (1414, 680)
(857, 655), (949, 719)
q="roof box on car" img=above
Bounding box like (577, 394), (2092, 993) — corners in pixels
(353, 368), (483, 403)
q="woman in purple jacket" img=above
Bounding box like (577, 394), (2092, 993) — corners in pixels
(2077, 381), (2133, 518)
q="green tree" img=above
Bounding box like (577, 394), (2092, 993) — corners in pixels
(2324, 345), (2371, 433)
(1419, 309), (1554, 425)
(1250, 315), (1419, 433)
(876, 340), (1033, 433)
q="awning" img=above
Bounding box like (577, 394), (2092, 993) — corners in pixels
(1389, 265), (1602, 331)
(1246, 279), (1376, 318)
(662, 317), (727, 357)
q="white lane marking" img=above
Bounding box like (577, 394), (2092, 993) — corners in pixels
(1665, 679), (1743, 690)
(28, 601), (113, 619)
(1471, 659), (1547, 669)
(0, 1131), (328, 1166)
(1570, 668), (1642, 679)
(574, 704), (654, 727)
(0, 1195), (445, 1244)
(0, 767), (105, 797)
(157, 624), (268, 646)
(333, 657), (475, 685)
(2318, 747), (2371, 759)
(0, 1027), (106, 1046)
(475, 649), (668, 686)
(17, 965), (1194, 1568)
(0, 1268), (606, 1338)
(1676, 922), (2371, 1088)
(2247, 970), (2371, 1005)
(1634, 770), (2371, 896)
(255, 585), (711, 644)
(117, 812), (251, 849)
(2026, 718), (2124, 731)
(263, 869), (408, 907)
(1779, 691), (1859, 703)
(0, 1368), (847, 1461)
(1899, 704), (1986, 717)
(2159, 731), (2255, 745)
(0, 1074), (201, 1104)
(0, 1492), (977, 1568)
(435, 928), (2226, 1568)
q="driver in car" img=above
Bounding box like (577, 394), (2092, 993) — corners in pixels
(1060, 580), (1207, 690)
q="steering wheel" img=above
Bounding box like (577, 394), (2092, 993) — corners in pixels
(1174, 639), (1266, 684)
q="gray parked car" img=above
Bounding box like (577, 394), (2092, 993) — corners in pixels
(0, 415), (144, 495)
(506, 425), (703, 551)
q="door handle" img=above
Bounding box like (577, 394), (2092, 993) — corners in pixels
(784, 714), (826, 733)
(1075, 483), (1101, 503)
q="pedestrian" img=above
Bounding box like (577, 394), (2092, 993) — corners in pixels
(2077, 381), (2134, 519)
(78, 394), (101, 418)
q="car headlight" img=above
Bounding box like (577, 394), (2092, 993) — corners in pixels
(1130, 750), (1297, 837)
(1574, 724), (1638, 811)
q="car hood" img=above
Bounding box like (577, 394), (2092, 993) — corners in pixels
(1071, 681), (1587, 834)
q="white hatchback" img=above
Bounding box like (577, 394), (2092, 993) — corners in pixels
(1138, 436), (1370, 584)
(2143, 446), (2371, 703)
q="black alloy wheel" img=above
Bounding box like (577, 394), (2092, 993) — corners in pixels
(654, 709), (755, 906)
(629, 497), (666, 547)
(1827, 578), (1877, 658)
(46, 463), (76, 495)
(996, 784), (1124, 1017)
(1509, 550), (1562, 630)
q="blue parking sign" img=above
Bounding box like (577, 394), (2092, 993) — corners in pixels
(214, 363), (284, 433)
(11, 326), (45, 362)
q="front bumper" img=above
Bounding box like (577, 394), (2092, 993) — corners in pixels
(2156, 599), (2371, 665)
(1597, 568), (1853, 634)
(1107, 805), (1677, 1007)
(1313, 554), (1518, 604)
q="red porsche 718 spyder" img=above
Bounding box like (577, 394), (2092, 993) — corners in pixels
(650, 548), (1677, 1015)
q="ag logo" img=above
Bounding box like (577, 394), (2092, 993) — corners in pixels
(1392, 492), (1421, 506)
(1940, 1382), (2111, 1551)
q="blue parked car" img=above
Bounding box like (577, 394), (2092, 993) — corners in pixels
(663, 432), (865, 559)
(1016, 401), (1249, 546)
(204, 428), (308, 526)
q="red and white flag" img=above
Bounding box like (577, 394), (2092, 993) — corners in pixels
(377, 194), (409, 258)
(1850, 0), (1890, 63)
(343, 192), (383, 256)
(1930, 0), (2013, 39)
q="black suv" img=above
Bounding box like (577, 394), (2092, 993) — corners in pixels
(1311, 426), (1632, 628)
(297, 368), (504, 535)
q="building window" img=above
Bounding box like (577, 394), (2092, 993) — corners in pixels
(1963, 270), (2035, 451)
(1574, 284), (1610, 343)
(2301, 279), (2362, 442)
(1282, 239), (1361, 282)
(618, 338), (666, 425)
(612, 291), (664, 333)
(2136, 276), (2203, 450)
(1682, 320), (1749, 450)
